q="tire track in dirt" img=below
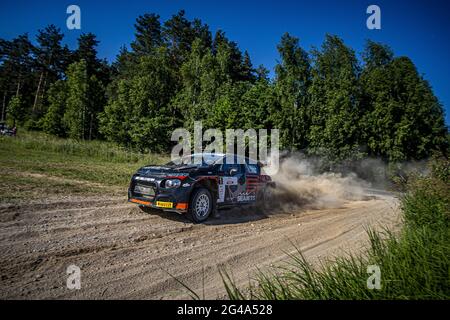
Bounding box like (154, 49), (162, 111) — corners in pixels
(0, 191), (401, 299)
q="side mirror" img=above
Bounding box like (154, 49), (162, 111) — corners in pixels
(229, 168), (239, 176)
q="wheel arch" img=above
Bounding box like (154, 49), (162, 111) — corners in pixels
(191, 177), (218, 198)
(189, 177), (218, 209)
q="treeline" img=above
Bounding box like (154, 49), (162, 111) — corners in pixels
(0, 10), (447, 161)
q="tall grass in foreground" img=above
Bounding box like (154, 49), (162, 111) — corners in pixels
(222, 158), (450, 300)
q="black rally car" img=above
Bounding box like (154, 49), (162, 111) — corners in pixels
(128, 153), (275, 222)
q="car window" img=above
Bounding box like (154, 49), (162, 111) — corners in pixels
(245, 163), (260, 174)
(220, 163), (242, 175)
(166, 153), (223, 166)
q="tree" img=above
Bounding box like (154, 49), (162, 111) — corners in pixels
(1, 34), (34, 96)
(86, 74), (105, 140)
(100, 48), (178, 152)
(74, 33), (110, 86)
(274, 33), (311, 150)
(241, 50), (256, 82)
(66, 34), (109, 139)
(192, 18), (212, 49)
(255, 64), (269, 82)
(213, 30), (249, 82)
(64, 60), (89, 140)
(43, 80), (67, 136)
(208, 82), (249, 131)
(111, 46), (135, 76)
(0, 34), (35, 122)
(308, 35), (362, 162)
(63, 60), (106, 140)
(241, 79), (277, 130)
(360, 41), (448, 160)
(74, 33), (97, 72)
(6, 94), (24, 126)
(131, 13), (163, 55)
(172, 38), (220, 128)
(162, 10), (196, 66)
(362, 40), (394, 70)
(32, 25), (70, 115)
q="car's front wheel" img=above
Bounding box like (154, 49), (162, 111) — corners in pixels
(188, 188), (213, 223)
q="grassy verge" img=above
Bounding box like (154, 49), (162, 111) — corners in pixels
(0, 131), (168, 203)
(222, 158), (450, 299)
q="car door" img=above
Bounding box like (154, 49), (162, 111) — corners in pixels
(244, 162), (260, 204)
(217, 162), (247, 205)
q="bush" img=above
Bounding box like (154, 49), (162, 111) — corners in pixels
(429, 152), (450, 184)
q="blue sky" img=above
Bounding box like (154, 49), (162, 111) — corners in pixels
(1, 0), (449, 124)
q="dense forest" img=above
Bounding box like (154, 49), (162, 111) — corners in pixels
(0, 10), (448, 162)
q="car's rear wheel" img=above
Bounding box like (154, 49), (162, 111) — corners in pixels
(257, 185), (275, 211)
(188, 188), (212, 223)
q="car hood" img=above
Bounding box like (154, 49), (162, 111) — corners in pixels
(137, 164), (209, 177)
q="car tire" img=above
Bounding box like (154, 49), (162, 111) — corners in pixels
(258, 185), (275, 211)
(188, 188), (213, 223)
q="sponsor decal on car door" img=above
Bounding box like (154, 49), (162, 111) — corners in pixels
(218, 176), (238, 203)
(239, 174), (258, 203)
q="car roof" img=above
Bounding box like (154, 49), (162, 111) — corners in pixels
(200, 153), (258, 165)
(175, 153), (260, 166)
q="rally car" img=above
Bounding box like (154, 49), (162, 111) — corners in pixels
(128, 153), (275, 222)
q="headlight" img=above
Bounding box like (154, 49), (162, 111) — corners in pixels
(164, 179), (181, 188)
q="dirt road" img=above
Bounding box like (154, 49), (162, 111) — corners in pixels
(0, 190), (400, 299)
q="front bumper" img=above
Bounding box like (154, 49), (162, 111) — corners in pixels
(128, 175), (191, 214)
(128, 197), (188, 213)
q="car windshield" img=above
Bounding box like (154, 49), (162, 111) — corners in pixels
(166, 153), (224, 166)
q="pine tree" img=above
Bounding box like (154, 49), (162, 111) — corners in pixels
(241, 50), (256, 82)
(192, 18), (212, 49)
(255, 65), (270, 82)
(131, 13), (163, 55)
(32, 25), (70, 117)
(0, 34), (35, 123)
(162, 10), (196, 66)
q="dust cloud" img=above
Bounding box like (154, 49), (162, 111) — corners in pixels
(268, 156), (369, 210)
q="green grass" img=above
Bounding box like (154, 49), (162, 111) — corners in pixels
(222, 166), (450, 300)
(0, 171), (111, 203)
(0, 131), (168, 203)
